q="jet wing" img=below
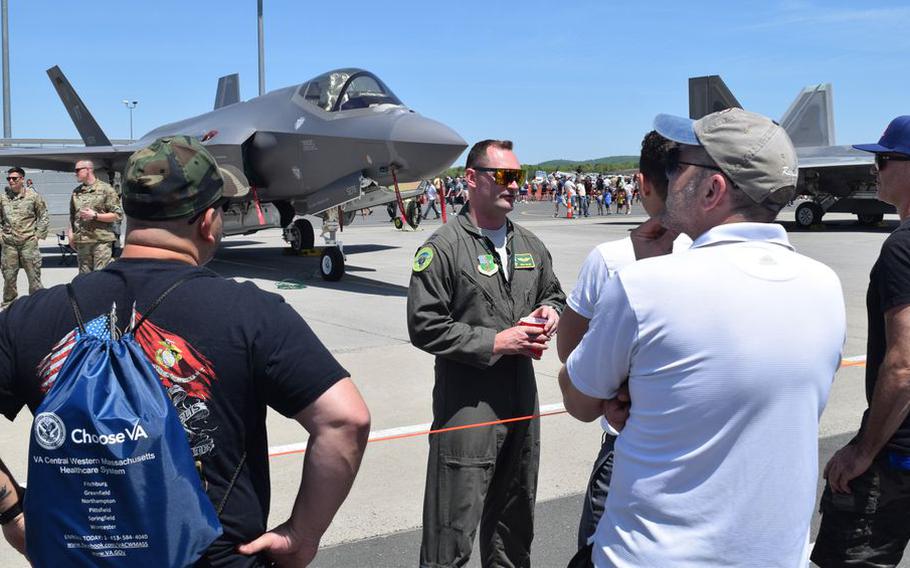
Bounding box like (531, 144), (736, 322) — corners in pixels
(797, 145), (873, 169)
(0, 144), (141, 172)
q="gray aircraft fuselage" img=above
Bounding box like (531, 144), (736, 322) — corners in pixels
(0, 67), (467, 221)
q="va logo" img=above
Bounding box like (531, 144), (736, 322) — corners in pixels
(413, 247), (434, 272)
(34, 412), (66, 450)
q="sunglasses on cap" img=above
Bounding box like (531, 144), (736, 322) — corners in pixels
(664, 146), (725, 180)
(187, 197), (230, 225)
(473, 167), (526, 186)
(875, 153), (910, 171)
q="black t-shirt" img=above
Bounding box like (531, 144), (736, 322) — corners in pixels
(0, 259), (349, 567)
(864, 222), (910, 453)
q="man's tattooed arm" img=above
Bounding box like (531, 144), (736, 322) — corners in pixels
(0, 459), (21, 510)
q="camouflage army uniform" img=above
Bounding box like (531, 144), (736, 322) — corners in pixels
(70, 179), (122, 274)
(0, 186), (49, 307)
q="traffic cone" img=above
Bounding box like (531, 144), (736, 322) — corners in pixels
(567, 197), (574, 219)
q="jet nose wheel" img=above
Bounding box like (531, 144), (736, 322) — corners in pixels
(795, 202), (823, 228)
(320, 247), (345, 281)
(287, 218), (315, 252)
(406, 200), (421, 229)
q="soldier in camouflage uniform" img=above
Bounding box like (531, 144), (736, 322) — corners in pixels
(69, 160), (123, 274)
(0, 167), (49, 307)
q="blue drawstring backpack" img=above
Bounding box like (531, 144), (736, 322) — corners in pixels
(25, 278), (222, 567)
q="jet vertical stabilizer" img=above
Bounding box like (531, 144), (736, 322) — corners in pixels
(779, 83), (835, 148)
(688, 75), (742, 120)
(214, 74), (240, 110)
(45, 66), (111, 147)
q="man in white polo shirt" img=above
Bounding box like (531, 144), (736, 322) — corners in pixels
(559, 108), (846, 567)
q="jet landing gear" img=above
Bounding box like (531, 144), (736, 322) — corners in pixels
(386, 200), (421, 230)
(283, 214), (346, 282)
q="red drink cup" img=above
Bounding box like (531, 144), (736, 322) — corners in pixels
(518, 316), (548, 359)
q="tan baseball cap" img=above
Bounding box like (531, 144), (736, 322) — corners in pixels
(654, 108), (798, 205)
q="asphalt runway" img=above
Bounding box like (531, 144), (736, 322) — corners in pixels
(0, 199), (906, 567)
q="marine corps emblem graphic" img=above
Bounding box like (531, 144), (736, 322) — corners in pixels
(155, 339), (183, 368)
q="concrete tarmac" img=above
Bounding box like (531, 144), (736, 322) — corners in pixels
(0, 199), (905, 567)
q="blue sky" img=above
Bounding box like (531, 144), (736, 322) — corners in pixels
(5, 0), (909, 164)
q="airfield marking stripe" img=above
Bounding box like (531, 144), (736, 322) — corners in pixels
(269, 356), (867, 459)
(268, 403), (567, 458)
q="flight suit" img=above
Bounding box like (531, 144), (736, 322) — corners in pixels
(407, 209), (565, 568)
(0, 186), (49, 307)
(70, 179), (122, 273)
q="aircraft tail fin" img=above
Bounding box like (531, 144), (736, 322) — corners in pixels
(45, 65), (111, 147)
(688, 75), (742, 119)
(214, 74), (240, 109)
(779, 83), (835, 148)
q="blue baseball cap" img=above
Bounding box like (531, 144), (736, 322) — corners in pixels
(853, 116), (910, 155)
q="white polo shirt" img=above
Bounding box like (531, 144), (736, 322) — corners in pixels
(567, 235), (692, 433)
(567, 222), (845, 568)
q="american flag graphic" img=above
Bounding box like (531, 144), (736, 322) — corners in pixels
(36, 314), (112, 393)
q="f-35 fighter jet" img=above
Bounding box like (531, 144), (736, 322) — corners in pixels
(0, 66), (467, 280)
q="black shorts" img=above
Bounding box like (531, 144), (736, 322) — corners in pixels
(811, 452), (910, 567)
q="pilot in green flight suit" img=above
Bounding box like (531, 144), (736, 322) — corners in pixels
(407, 140), (565, 568)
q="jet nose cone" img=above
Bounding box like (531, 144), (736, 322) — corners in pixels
(390, 112), (467, 179)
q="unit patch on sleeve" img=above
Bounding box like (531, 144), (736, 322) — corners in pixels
(513, 253), (536, 269)
(413, 246), (435, 272)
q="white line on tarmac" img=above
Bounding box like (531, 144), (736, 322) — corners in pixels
(268, 402), (567, 457)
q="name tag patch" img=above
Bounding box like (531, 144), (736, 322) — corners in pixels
(477, 254), (499, 276)
(513, 253), (536, 269)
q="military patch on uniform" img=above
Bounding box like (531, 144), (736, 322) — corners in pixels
(513, 253), (536, 269)
(477, 254), (499, 276)
(413, 246), (434, 272)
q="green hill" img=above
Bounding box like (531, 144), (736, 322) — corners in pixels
(537, 155), (639, 169)
(443, 155), (639, 178)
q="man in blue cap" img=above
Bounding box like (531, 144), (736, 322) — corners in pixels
(813, 116), (910, 568)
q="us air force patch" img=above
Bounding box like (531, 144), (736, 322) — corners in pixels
(413, 246), (434, 272)
(477, 254), (499, 276)
(513, 253), (536, 269)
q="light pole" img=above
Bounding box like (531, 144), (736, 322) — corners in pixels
(121, 99), (138, 142)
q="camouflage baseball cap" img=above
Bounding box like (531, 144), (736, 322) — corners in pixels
(123, 135), (248, 220)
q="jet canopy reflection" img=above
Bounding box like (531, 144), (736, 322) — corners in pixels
(298, 69), (402, 112)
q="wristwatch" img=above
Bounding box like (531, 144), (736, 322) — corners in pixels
(0, 500), (22, 525)
(92, 211), (98, 221)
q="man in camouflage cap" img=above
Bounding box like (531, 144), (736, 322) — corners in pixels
(0, 135), (371, 566)
(0, 166), (49, 307)
(68, 159), (122, 273)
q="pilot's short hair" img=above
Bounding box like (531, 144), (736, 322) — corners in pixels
(639, 130), (674, 201)
(466, 139), (514, 169)
(6, 167), (24, 177)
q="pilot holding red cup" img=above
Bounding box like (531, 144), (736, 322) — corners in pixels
(407, 139), (565, 568)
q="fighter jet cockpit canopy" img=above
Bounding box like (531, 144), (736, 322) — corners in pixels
(297, 69), (403, 112)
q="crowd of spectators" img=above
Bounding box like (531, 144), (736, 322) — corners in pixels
(435, 172), (639, 218)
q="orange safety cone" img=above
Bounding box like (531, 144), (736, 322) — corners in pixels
(567, 196), (574, 219)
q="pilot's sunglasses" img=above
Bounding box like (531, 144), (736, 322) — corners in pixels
(473, 167), (525, 186)
(875, 153), (910, 171)
(665, 147), (725, 179)
(6, 176), (20, 181)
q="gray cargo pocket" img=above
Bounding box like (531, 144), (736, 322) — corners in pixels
(438, 454), (495, 532)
